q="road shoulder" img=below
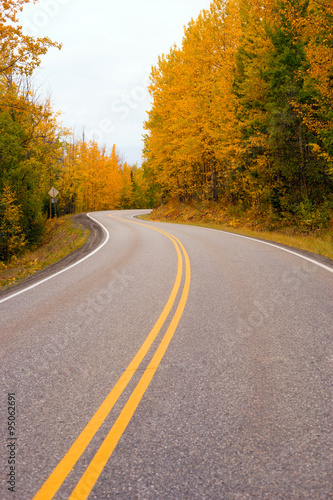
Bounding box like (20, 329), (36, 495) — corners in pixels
(0, 214), (104, 300)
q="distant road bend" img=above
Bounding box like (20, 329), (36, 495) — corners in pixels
(0, 210), (332, 499)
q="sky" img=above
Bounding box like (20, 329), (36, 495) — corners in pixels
(19, 0), (213, 165)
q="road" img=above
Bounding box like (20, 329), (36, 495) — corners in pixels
(1, 210), (333, 499)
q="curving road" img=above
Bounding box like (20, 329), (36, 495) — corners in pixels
(1, 210), (333, 499)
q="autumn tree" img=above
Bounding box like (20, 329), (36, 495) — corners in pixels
(235, 0), (333, 220)
(144, 0), (333, 229)
(144, 0), (242, 203)
(297, 0), (333, 177)
(58, 141), (142, 213)
(0, 183), (26, 260)
(0, 0), (61, 76)
(0, 0), (65, 258)
(0, 74), (66, 243)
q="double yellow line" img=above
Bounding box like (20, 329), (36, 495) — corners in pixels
(33, 217), (191, 500)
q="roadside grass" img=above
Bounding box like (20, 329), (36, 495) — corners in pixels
(141, 203), (333, 261)
(0, 216), (89, 289)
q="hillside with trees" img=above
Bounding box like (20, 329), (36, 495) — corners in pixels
(143, 0), (333, 232)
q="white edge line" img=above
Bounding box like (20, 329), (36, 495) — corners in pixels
(0, 213), (110, 304)
(195, 227), (333, 274)
(206, 228), (333, 273)
(142, 217), (333, 274)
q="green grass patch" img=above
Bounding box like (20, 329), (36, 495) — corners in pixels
(141, 202), (333, 261)
(0, 215), (89, 289)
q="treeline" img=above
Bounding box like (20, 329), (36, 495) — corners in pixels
(57, 141), (150, 214)
(143, 0), (333, 230)
(0, 0), (150, 262)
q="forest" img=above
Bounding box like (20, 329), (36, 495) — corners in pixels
(143, 0), (333, 231)
(1, 0), (333, 262)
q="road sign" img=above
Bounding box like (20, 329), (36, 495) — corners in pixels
(48, 187), (59, 219)
(48, 187), (59, 198)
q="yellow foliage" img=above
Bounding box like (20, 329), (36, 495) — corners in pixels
(58, 141), (148, 213)
(144, 0), (242, 202)
(0, 0), (62, 76)
(0, 184), (26, 260)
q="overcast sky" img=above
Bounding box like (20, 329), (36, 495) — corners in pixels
(20, 0), (212, 165)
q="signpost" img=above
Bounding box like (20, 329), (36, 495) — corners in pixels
(48, 187), (59, 218)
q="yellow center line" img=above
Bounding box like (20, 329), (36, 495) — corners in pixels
(33, 216), (185, 500)
(69, 230), (191, 500)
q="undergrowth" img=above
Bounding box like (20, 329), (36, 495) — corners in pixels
(143, 201), (333, 260)
(0, 216), (89, 289)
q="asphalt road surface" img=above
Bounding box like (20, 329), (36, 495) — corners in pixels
(1, 210), (332, 500)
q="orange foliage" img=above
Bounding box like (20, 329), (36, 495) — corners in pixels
(0, 0), (61, 76)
